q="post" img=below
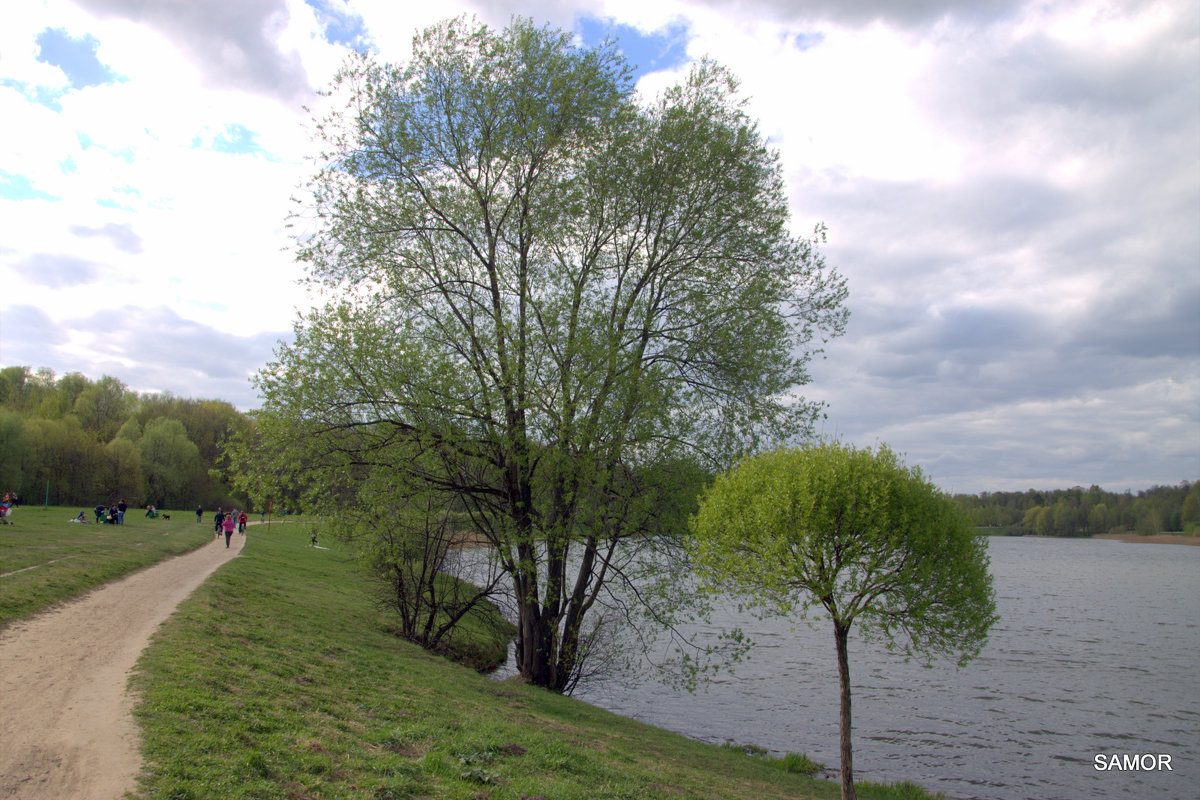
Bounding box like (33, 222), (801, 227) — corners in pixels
(44, 479), (49, 509)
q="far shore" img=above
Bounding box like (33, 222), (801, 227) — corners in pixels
(1093, 532), (1200, 546)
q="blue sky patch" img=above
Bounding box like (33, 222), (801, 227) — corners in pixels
(193, 124), (275, 159)
(0, 171), (59, 201)
(35, 28), (122, 90)
(575, 16), (690, 82)
(304, 0), (370, 50)
(785, 31), (825, 51)
(1, 78), (66, 111)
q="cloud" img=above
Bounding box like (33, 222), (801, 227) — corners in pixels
(69, 222), (143, 254)
(0, 305), (69, 359)
(12, 254), (103, 289)
(72, 0), (315, 103)
(690, 0), (1020, 28)
(1, 304), (289, 409)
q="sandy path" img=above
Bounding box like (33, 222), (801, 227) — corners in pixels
(0, 533), (245, 800)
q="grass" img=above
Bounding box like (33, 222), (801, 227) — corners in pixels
(131, 529), (947, 800)
(0, 504), (217, 627)
(3, 509), (948, 799)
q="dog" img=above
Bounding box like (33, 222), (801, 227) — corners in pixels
(162, 513), (171, 520)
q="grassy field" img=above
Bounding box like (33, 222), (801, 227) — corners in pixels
(0, 504), (218, 627)
(131, 528), (944, 800)
(2, 508), (945, 799)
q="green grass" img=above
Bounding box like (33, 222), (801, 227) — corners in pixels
(0, 505), (219, 626)
(2, 508), (948, 799)
(130, 527), (946, 800)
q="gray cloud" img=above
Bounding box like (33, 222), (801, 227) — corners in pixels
(13, 254), (103, 289)
(69, 222), (143, 254)
(75, 305), (283, 405)
(1, 304), (287, 410)
(0, 305), (69, 365)
(74, 0), (313, 103)
(690, 0), (1020, 27)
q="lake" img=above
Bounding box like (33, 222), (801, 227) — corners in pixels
(494, 536), (1200, 799)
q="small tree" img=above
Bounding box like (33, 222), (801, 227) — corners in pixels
(688, 441), (997, 800)
(337, 457), (509, 661)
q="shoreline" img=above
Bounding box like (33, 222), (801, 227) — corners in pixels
(1092, 532), (1200, 546)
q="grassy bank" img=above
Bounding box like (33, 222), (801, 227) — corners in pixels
(131, 528), (944, 800)
(0, 505), (216, 627)
(2, 509), (945, 798)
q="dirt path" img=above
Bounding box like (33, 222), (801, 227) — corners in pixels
(0, 533), (246, 800)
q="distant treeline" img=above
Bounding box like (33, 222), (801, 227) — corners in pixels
(5, 363), (1196, 535)
(0, 366), (253, 511)
(954, 483), (1200, 537)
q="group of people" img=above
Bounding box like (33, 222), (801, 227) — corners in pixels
(0, 492), (15, 524)
(203, 507), (248, 548)
(92, 499), (129, 525)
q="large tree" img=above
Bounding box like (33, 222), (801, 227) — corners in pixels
(249, 16), (847, 691)
(688, 442), (997, 800)
(138, 418), (202, 508)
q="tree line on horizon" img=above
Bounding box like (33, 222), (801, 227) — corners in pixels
(953, 482), (1200, 537)
(3, 363), (1195, 535)
(0, 365), (253, 511)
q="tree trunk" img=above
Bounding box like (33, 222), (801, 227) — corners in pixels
(835, 621), (856, 800)
(517, 602), (555, 687)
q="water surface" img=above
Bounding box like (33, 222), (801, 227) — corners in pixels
(563, 537), (1200, 799)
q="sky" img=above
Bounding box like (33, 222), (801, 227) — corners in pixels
(1, 0), (1197, 494)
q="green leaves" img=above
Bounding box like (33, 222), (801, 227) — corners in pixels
(688, 441), (998, 798)
(689, 441), (998, 663)
(265, 14), (849, 690)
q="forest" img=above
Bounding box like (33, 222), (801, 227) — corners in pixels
(953, 482), (1199, 537)
(0, 365), (252, 511)
(2, 363), (1196, 535)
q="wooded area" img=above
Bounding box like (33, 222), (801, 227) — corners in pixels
(953, 482), (1200, 537)
(0, 365), (252, 510)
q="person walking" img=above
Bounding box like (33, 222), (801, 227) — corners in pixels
(222, 512), (236, 548)
(196, 504), (203, 523)
(117, 499), (127, 525)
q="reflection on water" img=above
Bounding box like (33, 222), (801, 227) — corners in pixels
(503, 537), (1200, 800)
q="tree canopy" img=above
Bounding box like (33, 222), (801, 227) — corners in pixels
(236, 15), (848, 692)
(689, 442), (997, 800)
(0, 365), (250, 509)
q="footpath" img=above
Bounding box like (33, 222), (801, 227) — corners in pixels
(0, 532), (245, 800)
